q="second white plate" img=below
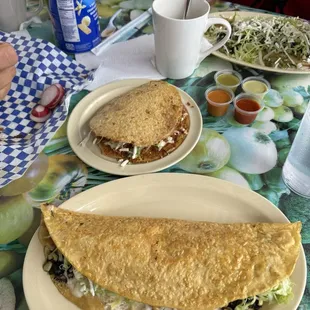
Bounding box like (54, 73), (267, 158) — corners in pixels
(23, 174), (306, 310)
(67, 79), (202, 175)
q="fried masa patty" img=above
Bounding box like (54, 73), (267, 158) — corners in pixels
(89, 81), (184, 147)
(96, 107), (190, 164)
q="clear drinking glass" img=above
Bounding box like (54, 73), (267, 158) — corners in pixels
(282, 104), (310, 198)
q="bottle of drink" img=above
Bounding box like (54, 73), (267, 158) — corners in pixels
(282, 103), (310, 198)
(48, 0), (101, 54)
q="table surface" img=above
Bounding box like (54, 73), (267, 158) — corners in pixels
(1, 1), (309, 310)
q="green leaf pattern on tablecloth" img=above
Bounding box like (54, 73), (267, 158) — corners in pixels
(2, 60), (310, 309)
(1, 1), (310, 309)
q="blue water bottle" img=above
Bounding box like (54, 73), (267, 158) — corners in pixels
(49, 0), (101, 53)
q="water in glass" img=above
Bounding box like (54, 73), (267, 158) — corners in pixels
(282, 104), (310, 198)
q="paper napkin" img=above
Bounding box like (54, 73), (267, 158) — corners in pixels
(75, 34), (165, 91)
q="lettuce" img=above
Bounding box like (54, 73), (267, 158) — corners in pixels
(256, 278), (294, 305)
(47, 248), (293, 310)
(229, 278), (294, 310)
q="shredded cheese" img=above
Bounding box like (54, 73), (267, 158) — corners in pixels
(157, 140), (167, 151)
(132, 146), (138, 159)
(121, 159), (129, 167)
(88, 279), (95, 297)
(119, 148), (130, 152)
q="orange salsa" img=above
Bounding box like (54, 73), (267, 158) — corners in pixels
(207, 89), (231, 117)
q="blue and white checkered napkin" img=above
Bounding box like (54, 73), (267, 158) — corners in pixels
(0, 32), (92, 188)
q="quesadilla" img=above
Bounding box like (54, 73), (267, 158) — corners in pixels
(89, 81), (190, 165)
(40, 204), (301, 310)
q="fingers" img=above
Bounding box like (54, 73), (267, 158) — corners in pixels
(0, 43), (18, 100)
(0, 82), (11, 100)
(0, 43), (18, 70)
(0, 66), (16, 90)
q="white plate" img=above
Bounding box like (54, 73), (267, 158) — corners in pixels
(67, 79), (202, 175)
(23, 173), (306, 310)
(209, 11), (310, 75)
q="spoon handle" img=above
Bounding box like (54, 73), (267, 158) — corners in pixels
(183, 0), (191, 19)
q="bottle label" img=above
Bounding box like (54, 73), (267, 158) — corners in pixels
(50, 0), (101, 53)
(57, 0), (80, 42)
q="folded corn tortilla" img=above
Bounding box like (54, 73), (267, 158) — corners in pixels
(40, 204), (301, 310)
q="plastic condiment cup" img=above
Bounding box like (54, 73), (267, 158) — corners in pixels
(234, 93), (264, 125)
(214, 69), (242, 93)
(205, 86), (234, 117)
(241, 76), (271, 100)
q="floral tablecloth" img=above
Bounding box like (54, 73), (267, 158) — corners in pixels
(0, 1), (309, 309)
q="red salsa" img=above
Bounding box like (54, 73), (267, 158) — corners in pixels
(234, 98), (261, 124)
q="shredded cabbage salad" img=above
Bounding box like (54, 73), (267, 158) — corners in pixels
(221, 278), (293, 310)
(104, 137), (177, 159)
(206, 15), (310, 70)
(80, 135), (176, 167)
(44, 248), (294, 310)
(66, 267), (294, 310)
(104, 136), (175, 167)
(66, 268), (175, 310)
(43, 248), (176, 310)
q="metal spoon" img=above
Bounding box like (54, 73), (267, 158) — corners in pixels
(183, 0), (191, 19)
(101, 9), (123, 38)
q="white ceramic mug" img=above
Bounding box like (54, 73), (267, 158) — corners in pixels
(152, 0), (231, 79)
(0, 0), (44, 33)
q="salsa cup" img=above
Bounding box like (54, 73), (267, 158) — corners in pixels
(205, 86), (234, 117)
(214, 69), (242, 93)
(241, 76), (271, 100)
(234, 93), (264, 124)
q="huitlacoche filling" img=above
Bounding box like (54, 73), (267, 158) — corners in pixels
(102, 127), (188, 167)
(43, 247), (294, 310)
(104, 134), (177, 166)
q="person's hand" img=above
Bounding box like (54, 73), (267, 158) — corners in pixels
(0, 43), (18, 100)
